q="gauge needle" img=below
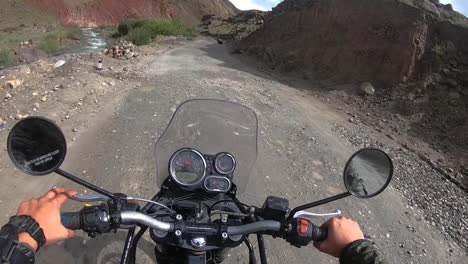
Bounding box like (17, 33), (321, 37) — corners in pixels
(176, 162), (184, 166)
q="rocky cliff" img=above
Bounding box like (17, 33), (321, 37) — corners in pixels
(241, 0), (468, 84)
(29, 0), (238, 26)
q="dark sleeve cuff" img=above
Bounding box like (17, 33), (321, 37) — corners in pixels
(339, 239), (388, 264)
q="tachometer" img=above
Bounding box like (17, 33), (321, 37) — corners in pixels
(215, 153), (236, 175)
(169, 148), (206, 186)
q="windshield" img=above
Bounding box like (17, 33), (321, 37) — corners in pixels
(155, 99), (258, 193)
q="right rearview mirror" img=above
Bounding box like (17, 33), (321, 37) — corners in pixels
(344, 148), (393, 198)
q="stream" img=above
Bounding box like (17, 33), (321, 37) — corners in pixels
(66, 28), (107, 54)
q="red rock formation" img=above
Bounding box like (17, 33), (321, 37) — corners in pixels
(29, 0), (238, 26)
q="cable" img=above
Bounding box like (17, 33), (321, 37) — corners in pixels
(207, 199), (249, 215)
(126, 197), (176, 214)
(210, 210), (249, 217)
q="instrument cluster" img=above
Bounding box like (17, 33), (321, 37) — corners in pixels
(169, 148), (236, 192)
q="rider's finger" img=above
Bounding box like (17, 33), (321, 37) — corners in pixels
(42, 188), (62, 200)
(320, 218), (333, 228)
(53, 191), (76, 206)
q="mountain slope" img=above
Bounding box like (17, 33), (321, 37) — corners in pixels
(29, 0), (238, 26)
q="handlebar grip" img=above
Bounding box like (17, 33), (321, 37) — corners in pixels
(311, 225), (328, 242)
(61, 212), (81, 230)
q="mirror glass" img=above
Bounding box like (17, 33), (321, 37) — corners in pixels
(344, 148), (393, 198)
(7, 117), (66, 176)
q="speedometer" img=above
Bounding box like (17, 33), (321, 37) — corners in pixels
(169, 148), (206, 186)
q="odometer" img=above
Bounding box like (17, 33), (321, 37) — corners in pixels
(169, 148), (206, 186)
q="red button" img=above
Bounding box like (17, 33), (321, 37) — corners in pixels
(300, 219), (309, 234)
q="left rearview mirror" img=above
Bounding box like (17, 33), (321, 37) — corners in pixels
(7, 117), (67, 176)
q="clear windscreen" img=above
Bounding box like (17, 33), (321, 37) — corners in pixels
(155, 99), (258, 193)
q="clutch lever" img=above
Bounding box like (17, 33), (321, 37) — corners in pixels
(293, 210), (342, 219)
(68, 194), (109, 203)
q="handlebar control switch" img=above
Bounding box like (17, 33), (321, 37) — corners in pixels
(261, 196), (289, 221)
(81, 205), (111, 237)
(286, 218), (327, 247)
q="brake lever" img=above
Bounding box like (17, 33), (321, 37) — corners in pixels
(293, 210), (342, 219)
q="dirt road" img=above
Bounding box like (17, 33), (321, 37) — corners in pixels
(0, 37), (465, 263)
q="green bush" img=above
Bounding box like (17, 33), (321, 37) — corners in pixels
(39, 34), (60, 54)
(128, 27), (153, 46)
(65, 27), (81, 40)
(0, 49), (14, 67)
(117, 19), (192, 45)
(127, 19), (145, 29)
(118, 23), (129, 36)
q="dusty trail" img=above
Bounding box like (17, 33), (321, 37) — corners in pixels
(0, 37), (464, 263)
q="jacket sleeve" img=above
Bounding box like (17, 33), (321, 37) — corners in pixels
(0, 224), (35, 264)
(340, 239), (389, 264)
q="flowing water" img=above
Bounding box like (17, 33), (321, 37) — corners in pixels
(64, 28), (107, 54)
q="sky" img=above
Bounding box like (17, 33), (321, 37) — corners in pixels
(440, 0), (468, 16)
(229, 0), (468, 16)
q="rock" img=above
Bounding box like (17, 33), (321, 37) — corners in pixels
(33, 103), (40, 109)
(433, 73), (442, 82)
(4, 80), (23, 89)
(103, 49), (109, 55)
(408, 93), (416, 100)
(133, 52), (139, 58)
(449, 59), (458, 67)
(18, 65), (31, 75)
(359, 82), (375, 96)
(448, 92), (460, 99)
(32, 92), (38, 96)
(108, 81), (116, 87)
(217, 39), (224, 44)
(72, 128), (78, 132)
(15, 114), (29, 120)
(41, 96), (47, 102)
(4, 93), (12, 100)
(126, 52), (134, 59)
(445, 79), (458, 88)
(231, 48), (242, 54)
(54, 60), (66, 68)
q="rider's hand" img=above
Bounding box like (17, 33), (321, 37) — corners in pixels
(16, 187), (78, 250)
(314, 216), (364, 258)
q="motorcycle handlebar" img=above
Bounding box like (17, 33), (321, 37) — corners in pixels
(61, 210), (325, 243)
(227, 221), (281, 235)
(120, 211), (173, 231)
(120, 211), (281, 235)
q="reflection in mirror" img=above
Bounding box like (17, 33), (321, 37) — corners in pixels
(344, 149), (393, 198)
(7, 117), (66, 176)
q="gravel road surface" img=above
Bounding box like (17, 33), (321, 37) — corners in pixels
(0, 37), (465, 263)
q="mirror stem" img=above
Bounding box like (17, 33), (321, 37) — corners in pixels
(56, 169), (115, 200)
(285, 192), (352, 223)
